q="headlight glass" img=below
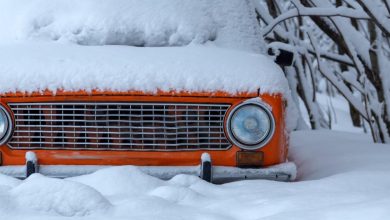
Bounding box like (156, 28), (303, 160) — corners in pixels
(0, 106), (11, 143)
(228, 103), (274, 149)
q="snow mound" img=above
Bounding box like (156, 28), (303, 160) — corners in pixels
(0, 43), (289, 96)
(0, 0), (263, 52)
(0, 173), (21, 188)
(11, 174), (111, 216)
(68, 166), (165, 196)
(149, 185), (203, 203)
(168, 174), (204, 187)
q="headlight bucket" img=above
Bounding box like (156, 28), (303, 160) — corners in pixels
(226, 101), (275, 150)
(0, 105), (12, 145)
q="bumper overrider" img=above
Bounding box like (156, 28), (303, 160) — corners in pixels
(0, 152), (296, 182)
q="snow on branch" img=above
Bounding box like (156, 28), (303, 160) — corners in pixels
(307, 32), (369, 120)
(268, 41), (354, 66)
(262, 3), (369, 36)
(355, 0), (390, 36)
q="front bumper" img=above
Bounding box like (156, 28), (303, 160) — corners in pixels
(0, 152), (296, 182)
(0, 162), (297, 182)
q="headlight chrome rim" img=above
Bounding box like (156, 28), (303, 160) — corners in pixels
(0, 105), (13, 145)
(226, 101), (275, 150)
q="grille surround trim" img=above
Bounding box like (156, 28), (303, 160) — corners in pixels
(0, 105), (13, 145)
(7, 102), (232, 151)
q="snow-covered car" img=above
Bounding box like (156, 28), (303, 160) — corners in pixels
(0, 0), (296, 182)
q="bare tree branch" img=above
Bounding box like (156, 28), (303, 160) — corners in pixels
(355, 0), (390, 36)
(262, 5), (370, 36)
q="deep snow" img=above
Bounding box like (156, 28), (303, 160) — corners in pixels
(0, 130), (389, 220)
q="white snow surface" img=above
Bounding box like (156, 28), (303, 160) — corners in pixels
(10, 174), (111, 217)
(0, 0), (264, 52)
(0, 130), (389, 219)
(0, 43), (289, 96)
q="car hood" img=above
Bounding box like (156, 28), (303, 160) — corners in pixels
(0, 43), (289, 97)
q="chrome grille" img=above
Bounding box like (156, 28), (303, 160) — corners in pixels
(8, 103), (231, 150)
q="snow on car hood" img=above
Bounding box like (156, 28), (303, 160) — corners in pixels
(0, 43), (289, 96)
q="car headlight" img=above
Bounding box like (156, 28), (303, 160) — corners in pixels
(0, 106), (12, 145)
(227, 101), (275, 150)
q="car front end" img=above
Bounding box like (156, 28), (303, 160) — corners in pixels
(0, 89), (295, 182)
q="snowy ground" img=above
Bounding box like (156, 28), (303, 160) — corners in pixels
(0, 129), (389, 220)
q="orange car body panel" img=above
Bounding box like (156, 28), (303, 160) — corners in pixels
(0, 90), (288, 167)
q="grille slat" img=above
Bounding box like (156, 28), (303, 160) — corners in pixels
(8, 103), (231, 151)
(11, 135), (227, 141)
(9, 141), (226, 147)
(14, 119), (223, 123)
(13, 130), (224, 135)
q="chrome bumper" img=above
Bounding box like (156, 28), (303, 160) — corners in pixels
(0, 152), (296, 182)
(0, 162), (296, 182)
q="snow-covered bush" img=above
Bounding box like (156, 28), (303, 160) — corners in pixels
(256, 0), (390, 143)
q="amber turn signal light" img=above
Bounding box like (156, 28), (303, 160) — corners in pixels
(236, 151), (263, 168)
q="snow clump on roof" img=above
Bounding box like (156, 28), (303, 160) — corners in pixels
(0, 0), (264, 52)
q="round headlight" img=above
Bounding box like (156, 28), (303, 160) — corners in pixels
(0, 106), (12, 144)
(227, 102), (275, 150)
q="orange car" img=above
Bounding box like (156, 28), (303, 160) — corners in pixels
(0, 1), (295, 182)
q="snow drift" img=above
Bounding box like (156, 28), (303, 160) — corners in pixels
(10, 174), (111, 216)
(69, 166), (165, 196)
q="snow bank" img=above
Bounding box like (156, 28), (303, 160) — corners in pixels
(0, 0), (264, 52)
(290, 130), (389, 180)
(0, 173), (21, 188)
(68, 166), (165, 196)
(0, 175), (19, 213)
(10, 174), (111, 216)
(0, 43), (289, 96)
(149, 185), (203, 204)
